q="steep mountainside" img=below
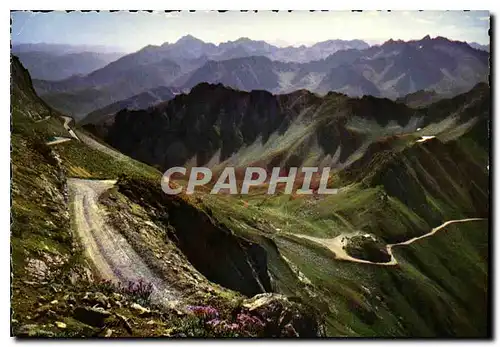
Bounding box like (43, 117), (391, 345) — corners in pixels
(214, 37), (369, 62)
(75, 35), (369, 66)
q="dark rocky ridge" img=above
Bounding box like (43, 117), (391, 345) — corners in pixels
(82, 83), (405, 170)
(84, 82), (488, 174)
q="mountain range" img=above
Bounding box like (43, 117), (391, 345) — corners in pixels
(27, 35), (489, 120)
(12, 43), (126, 81)
(468, 42), (490, 52)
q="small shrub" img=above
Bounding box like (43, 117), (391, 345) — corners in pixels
(186, 304), (266, 337)
(187, 305), (219, 319)
(91, 278), (154, 305)
(122, 279), (154, 301)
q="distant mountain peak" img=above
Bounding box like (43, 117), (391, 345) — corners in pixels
(434, 35), (445, 40)
(234, 37), (252, 43)
(176, 34), (205, 44)
(190, 81), (232, 94)
(422, 35), (431, 40)
(384, 38), (403, 44)
(468, 42), (490, 52)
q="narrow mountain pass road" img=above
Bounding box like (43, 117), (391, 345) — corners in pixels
(293, 218), (486, 266)
(62, 116), (80, 141)
(68, 178), (180, 307)
(75, 130), (132, 162)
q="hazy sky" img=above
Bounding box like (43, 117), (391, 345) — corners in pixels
(11, 10), (490, 52)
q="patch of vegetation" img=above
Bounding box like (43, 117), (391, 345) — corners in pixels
(55, 138), (161, 180)
(343, 235), (391, 263)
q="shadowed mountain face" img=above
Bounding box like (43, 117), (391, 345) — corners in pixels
(83, 81), (489, 174)
(396, 90), (443, 108)
(99, 35), (369, 65)
(31, 35), (488, 120)
(81, 86), (182, 125)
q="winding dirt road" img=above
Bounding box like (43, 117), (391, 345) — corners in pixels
(76, 130), (132, 163)
(294, 218), (486, 266)
(62, 116), (80, 141)
(68, 178), (180, 307)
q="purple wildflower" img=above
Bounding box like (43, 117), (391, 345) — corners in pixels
(236, 313), (265, 329)
(207, 318), (222, 327)
(228, 323), (239, 331)
(187, 305), (219, 319)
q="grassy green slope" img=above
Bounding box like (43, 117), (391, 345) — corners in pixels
(200, 105), (489, 336)
(10, 56), (180, 336)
